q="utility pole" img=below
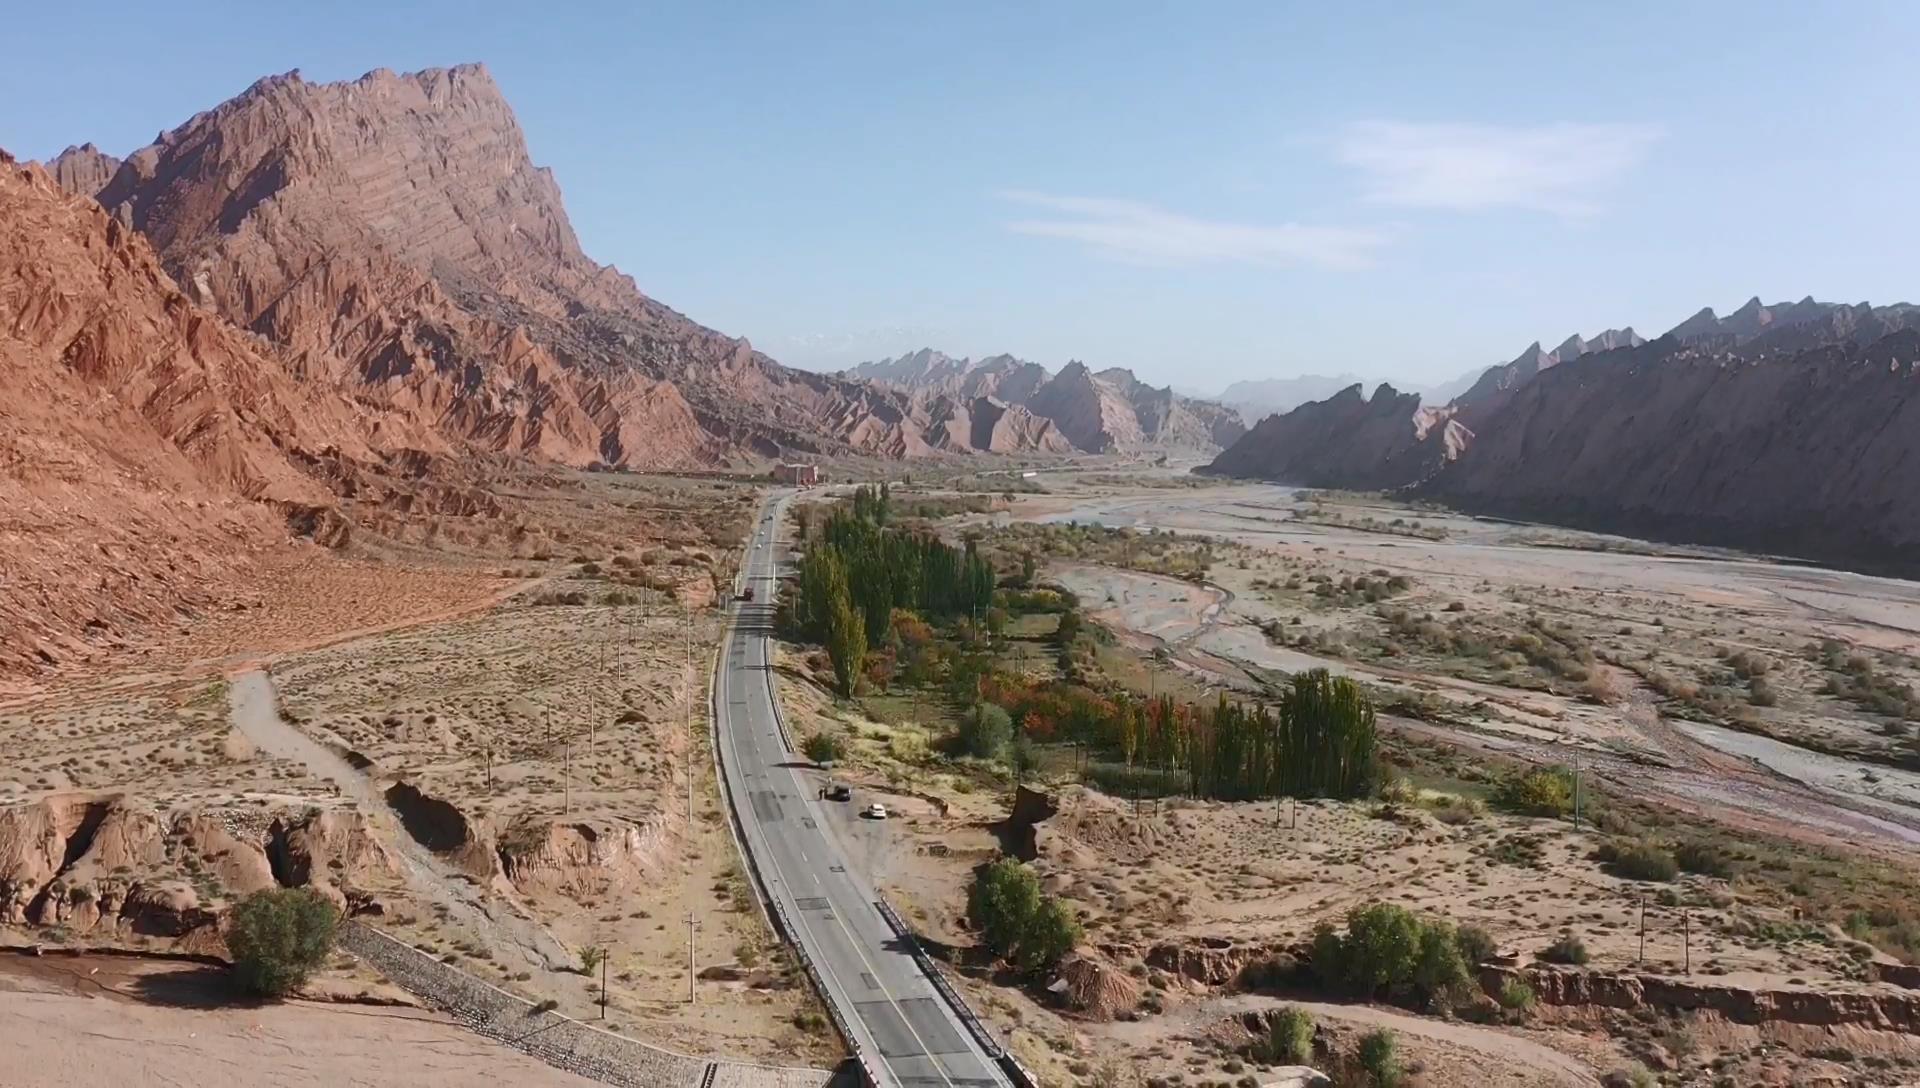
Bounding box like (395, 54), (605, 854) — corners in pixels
(1638, 896), (1647, 964)
(1572, 752), (1582, 831)
(565, 737), (573, 816)
(599, 950), (609, 1019)
(1683, 911), (1691, 974)
(687, 913), (699, 1004)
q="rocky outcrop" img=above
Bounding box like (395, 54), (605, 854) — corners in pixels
(915, 394), (1074, 455)
(1449, 327), (1643, 432)
(36, 143), (120, 198)
(0, 795), (397, 945)
(1480, 963), (1920, 1034)
(1145, 935), (1300, 987)
(1198, 383), (1464, 489)
(0, 151), (401, 676)
(494, 816), (670, 897)
(1423, 328), (1920, 571)
(1051, 951), (1141, 1019)
(846, 350), (1243, 452)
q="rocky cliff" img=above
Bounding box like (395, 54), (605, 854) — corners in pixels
(0, 151), (391, 674)
(845, 350), (1243, 453)
(38, 143), (120, 198)
(1424, 327), (1920, 570)
(1198, 383), (1465, 488)
(79, 66), (1036, 466)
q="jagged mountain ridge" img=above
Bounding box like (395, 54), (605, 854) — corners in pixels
(1421, 327), (1920, 570)
(50, 65), (1058, 465)
(1201, 298), (1920, 570)
(844, 350), (1244, 453)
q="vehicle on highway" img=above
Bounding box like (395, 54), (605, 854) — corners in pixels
(821, 782), (851, 802)
(735, 586), (755, 602)
(863, 802), (888, 820)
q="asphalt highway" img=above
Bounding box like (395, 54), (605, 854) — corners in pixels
(714, 489), (1010, 1088)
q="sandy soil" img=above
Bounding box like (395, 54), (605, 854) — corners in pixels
(0, 953), (596, 1087)
(0, 470), (839, 1072)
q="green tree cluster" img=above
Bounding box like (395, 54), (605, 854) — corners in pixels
(1178, 670), (1379, 800)
(783, 487), (996, 664)
(967, 858), (1080, 975)
(1309, 902), (1475, 1012)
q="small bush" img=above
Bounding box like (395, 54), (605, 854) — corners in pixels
(227, 887), (339, 997)
(1674, 841), (1733, 878)
(1596, 839), (1678, 882)
(1357, 1028), (1401, 1087)
(1456, 924), (1498, 965)
(1538, 933), (1590, 965)
(1496, 978), (1536, 1014)
(1255, 1006), (1315, 1065)
(956, 702), (1013, 760)
(1490, 767), (1574, 817)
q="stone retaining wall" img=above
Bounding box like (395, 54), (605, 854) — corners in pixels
(339, 921), (832, 1088)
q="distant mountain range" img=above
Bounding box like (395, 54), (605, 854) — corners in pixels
(1201, 298), (1920, 571)
(841, 349), (1246, 454)
(1210, 369), (1483, 424)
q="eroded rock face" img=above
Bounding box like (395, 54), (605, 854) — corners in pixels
(494, 816), (671, 897)
(1424, 329), (1920, 571)
(36, 143), (121, 199)
(0, 796), (400, 948)
(1480, 964), (1920, 1034)
(1199, 383), (1463, 489)
(0, 153), (397, 676)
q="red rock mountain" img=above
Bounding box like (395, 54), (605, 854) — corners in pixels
(1199, 383), (1466, 489)
(1204, 299), (1920, 570)
(845, 351), (1245, 453)
(73, 66), (1048, 466)
(0, 151), (385, 674)
(1422, 328), (1920, 570)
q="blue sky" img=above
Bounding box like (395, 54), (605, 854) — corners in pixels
(8, 1), (1920, 390)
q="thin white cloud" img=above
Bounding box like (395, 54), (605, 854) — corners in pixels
(999, 190), (1387, 269)
(1337, 120), (1662, 216)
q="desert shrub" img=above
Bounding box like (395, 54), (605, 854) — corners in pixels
(1596, 839), (1678, 882)
(1538, 933), (1590, 965)
(1496, 977), (1536, 1014)
(1674, 841), (1733, 878)
(227, 887), (339, 996)
(1311, 903), (1472, 1010)
(1456, 924), (1498, 965)
(803, 731), (843, 764)
(956, 702), (1013, 760)
(1357, 1029), (1401, 1087)
(1253, 1006), (1315, 1064)
(1490, 767), (1574, 817)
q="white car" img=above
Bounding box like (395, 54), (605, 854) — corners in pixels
(863, 802), (888, 820)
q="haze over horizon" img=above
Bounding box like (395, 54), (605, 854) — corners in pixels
(9, 0), (1920, 390)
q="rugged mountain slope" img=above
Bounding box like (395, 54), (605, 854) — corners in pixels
(82, 65), (1031, 465)
(0, 152), (380, 674)
(1203, 324), (1646, 487)
(1423, 330), (1920, 570)
(1451, 327), (1644, 430)
(38, 144), (120, 199)
(1215, 373), (1363, 422)
(1198, 384), (1466, 488)
(845, 350), (1243, 453)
